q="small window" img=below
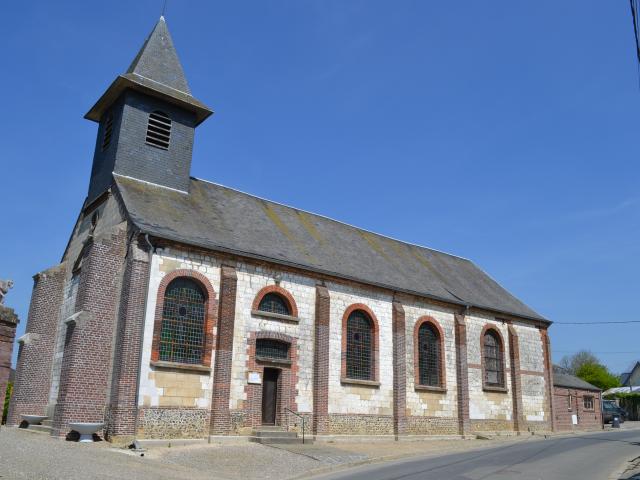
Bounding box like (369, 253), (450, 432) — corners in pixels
(146, 111), (171, 150)
(90, 211), (99, 230)
(583, 395), (594, 410)
(346, 310), (374, 381)
(417, 322), (441, 387)
(568, 394), (573, 411)
(101, 114), (113, 151)
(483, 330), (504, 388)
(258, 293), (291, 316)
(256, 339), (290, 361)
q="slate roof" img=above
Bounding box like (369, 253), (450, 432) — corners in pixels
(85, 17), (212, 125)
(553, 373), (601, 392)
(126, 16), (191, 94)
(115, 175), (548, 323)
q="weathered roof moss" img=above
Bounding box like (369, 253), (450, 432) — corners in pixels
(115, 175), (548, 322)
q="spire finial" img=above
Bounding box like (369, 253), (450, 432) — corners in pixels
(161, 0), (168, 17)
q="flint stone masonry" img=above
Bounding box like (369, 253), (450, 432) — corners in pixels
(137, 407), (209, 439)
(130, 244), (553, 438)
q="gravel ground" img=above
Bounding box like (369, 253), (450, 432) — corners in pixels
(0, 429), (318, 480)
(4, 425), (636, 480)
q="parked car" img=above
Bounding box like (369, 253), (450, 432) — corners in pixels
(603, 400), (627, 423)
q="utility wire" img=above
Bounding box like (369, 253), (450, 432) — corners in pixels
(553, 320), (640, 325)
(631, 0), (640, 87)
(554, 350), (638, 355)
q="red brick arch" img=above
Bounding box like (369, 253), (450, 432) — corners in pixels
(151, 269), (218, 367)
(480, 324), (507, 391)
(413, 316), (447, 390)
(252, 285), (299, 317)
(341, 303), (380, 384)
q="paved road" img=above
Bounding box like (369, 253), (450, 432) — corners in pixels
(314, 430), (640, 480)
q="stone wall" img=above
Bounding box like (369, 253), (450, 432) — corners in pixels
(467, 314), (513, 426)
(134, 245), (552, 439)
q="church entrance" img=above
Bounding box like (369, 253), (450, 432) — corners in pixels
(261, 368), (279, 425)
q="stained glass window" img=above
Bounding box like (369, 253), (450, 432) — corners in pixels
(346, 310), (373, 380)
(483, 330), (504, 387)
(159, 278), (206, 365)
(418, 323), (441, 387)
(258, 293), (291, 316)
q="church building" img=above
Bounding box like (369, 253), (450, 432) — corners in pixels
(8, 18), (555, 443)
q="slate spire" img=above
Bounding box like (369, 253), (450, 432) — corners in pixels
(126, 16), (191, 94)
(85, 16), (211, 125)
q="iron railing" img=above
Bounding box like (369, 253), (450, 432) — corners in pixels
(284, 408), (306, 444)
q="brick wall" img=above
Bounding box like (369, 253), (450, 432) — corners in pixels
(553, 386), (602, 431)
(106, 237), (150, 441)
(52, 227), (127, 437)
(209, 265), (237, 435)
(8, 264), (66, 426)
(313, 285), (330, 434)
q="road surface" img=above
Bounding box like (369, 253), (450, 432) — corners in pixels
(314, 429), (640, 480)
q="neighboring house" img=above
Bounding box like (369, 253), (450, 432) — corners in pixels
(620, 362), (640, 387)
(7, 17), (554, 442)
(553, 373), (602, 431)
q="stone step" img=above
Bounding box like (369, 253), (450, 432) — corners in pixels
(249, 436), (311, 445)
(252, 430), (298, 438)
(253, 426), (286, 432)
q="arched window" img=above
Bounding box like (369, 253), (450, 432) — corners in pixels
(417, 322), (441, 387)
(483, 329), (504, 388)
(145, 110), (171, 150)
(346, 310), (374, 380)
(258, 293), (291, 316)
(256, 339), (290, 361)
(159, 278), (206, 365)
(101, 114), (113, 151)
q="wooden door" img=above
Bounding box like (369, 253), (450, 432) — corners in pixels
(262, 368), (279, 425)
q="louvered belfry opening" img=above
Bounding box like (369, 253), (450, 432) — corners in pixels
(484, 330), (504, 387)
(159, 278), (206, 365)
(418, 323), (441, 387)
(101, 114), (113, 151)
(146, 110), (172, 150)
(258, 293), (291, 316)
(346, 310), (373, 380)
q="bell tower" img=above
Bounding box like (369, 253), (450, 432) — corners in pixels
(84, 17), (212, 204)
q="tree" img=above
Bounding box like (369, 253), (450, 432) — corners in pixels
(576, 363), (621, 391)
(558, 350), (600, 375)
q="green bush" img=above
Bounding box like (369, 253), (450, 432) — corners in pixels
(575, 363), (620, 391)
(2, 382), (12, 424)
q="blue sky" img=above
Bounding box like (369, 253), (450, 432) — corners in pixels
(1, 1), (638, 373)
